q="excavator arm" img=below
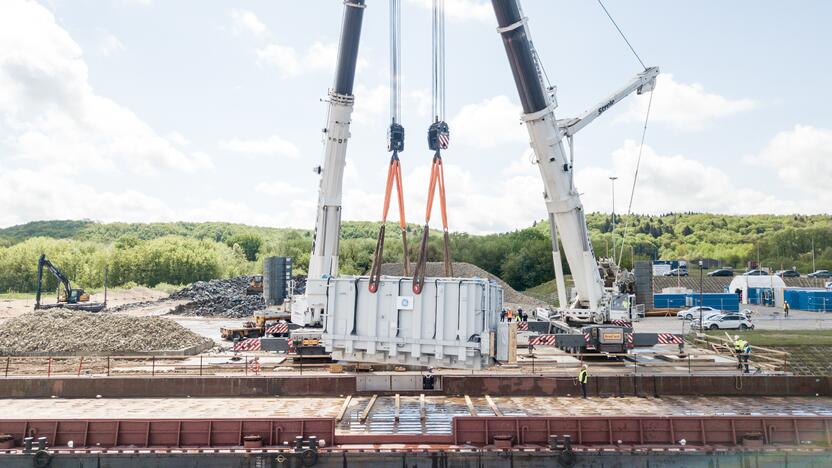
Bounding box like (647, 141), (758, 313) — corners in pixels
(35, 253), (72, 309)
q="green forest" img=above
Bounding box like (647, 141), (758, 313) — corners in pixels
(0, 213), (830, 294)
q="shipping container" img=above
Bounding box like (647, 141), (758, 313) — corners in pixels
(654, 292), (739, 312)
(784, 288), (832, 311)
(319, 276), (503, 369)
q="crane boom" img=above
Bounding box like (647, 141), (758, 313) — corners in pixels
(557, 67), (658, 138)
(300, 0), (367, 327)
(491, 0), (657, 322)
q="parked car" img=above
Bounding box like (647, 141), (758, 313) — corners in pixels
(743, 269), (768, 276)
(775, 269), (800, 278)
(676, 306), (721, 320)
(693, 314), (754, 331)
(808, 270), (832, 278)
(664, 268), (688, 277)
(707, 269), (734, 277)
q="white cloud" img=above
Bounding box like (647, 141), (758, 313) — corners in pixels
(352, 84), (389, 124)
(619, 74), (756, 131)
(230, 9), (267, 38)
(97, 32), (125, 57)
(575, 140), (811, 215)
(0, 168), (175, 227)
(255, 181), (308, 198)
(450, 95), (526, 148)
(407, 0), (493, 22)
(219, 135), (301, 159)
(340, 151), (545, 234)
(756, 125), (832, 199)
(0, 0), (213, 176)
(166, 131), (190, 146)
(256, 41), (337, 78)
(230, 8), (364, 78)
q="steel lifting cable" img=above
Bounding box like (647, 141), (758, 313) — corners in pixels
(616, 91), (653, 267)
(595, 0), (654, 268)
(368, 0), (410, 293)
(413, 0), (452, 295)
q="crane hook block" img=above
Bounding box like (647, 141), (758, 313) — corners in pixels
(388, 123), (405, 152)
(428, 121), (450, 151)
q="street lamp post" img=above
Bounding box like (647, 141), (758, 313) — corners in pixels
(609, 176), (618, 263)
(699, 260), (704, 331)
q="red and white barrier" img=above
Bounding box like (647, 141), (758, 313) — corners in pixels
(233, 338), (262, 351)
(529, 334), (556, 346)
(266, 323), (289, 334)
(657, 333), (683, 344)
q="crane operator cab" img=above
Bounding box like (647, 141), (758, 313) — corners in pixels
(608, 293), (637, 322)
(59, 288), (90, 304)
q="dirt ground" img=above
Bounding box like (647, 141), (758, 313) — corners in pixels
(0, 288), (169, 322)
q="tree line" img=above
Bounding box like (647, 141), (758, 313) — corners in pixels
(0, 214), (829, 294)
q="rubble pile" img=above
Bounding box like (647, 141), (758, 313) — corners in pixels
(169, 276), (265, 318)
(0, 311), (213, 354)
(380, 261), (546, 309)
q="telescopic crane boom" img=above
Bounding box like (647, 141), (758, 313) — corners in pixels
(491, 0), (658, 324)
(298, 0), (367, 327)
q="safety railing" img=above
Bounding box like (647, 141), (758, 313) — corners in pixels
(0, 354), (333, 378)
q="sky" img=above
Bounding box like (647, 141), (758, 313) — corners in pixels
(1, 0), (831, 233)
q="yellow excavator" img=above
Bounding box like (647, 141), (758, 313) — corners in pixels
(34, 254), (106, 312)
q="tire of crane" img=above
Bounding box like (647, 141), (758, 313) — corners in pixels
(300, 448), (318, 467)
(33, 450), (52, 468)
(558, 448), (577, 467)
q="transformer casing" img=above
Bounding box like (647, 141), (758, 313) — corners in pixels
(318, 276), (503, 369)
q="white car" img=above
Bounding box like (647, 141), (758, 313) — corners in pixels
(677, 306), (721, 320)
(693, 314), (754, 331)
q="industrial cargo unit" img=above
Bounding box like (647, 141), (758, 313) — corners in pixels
(654, 292), (740, 311)
(319, 276), (502, 369)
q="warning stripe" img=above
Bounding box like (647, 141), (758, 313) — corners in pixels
(517, 321), (529, 331)
(266, 323), (289, 334)
(232, 338), (262, 351)
(529, 334), (556, 346)
(626, 333), (634, 348)
(657, 333), (683, 344)
(611, 320), (633, 328)
(583, 332), (595, 350)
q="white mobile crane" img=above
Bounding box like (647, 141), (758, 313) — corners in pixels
(290, 0), (367, 330)
(491, 0), (658, 351)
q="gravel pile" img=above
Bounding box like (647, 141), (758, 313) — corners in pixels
(169, 276), (265, 318)
(380, 262), (545, 309)
(0, 311), (213, 354)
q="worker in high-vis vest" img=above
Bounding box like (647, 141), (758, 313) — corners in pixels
(733, 335), (746, 370)
(578, 364), (589, 398)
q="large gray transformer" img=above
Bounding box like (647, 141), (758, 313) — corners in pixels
(316, 276), (503, 369)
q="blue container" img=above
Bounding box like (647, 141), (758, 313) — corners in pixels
(653, 292), (739, 311)
(782, 288), (832, 311)
(654, 293), (686, 309)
